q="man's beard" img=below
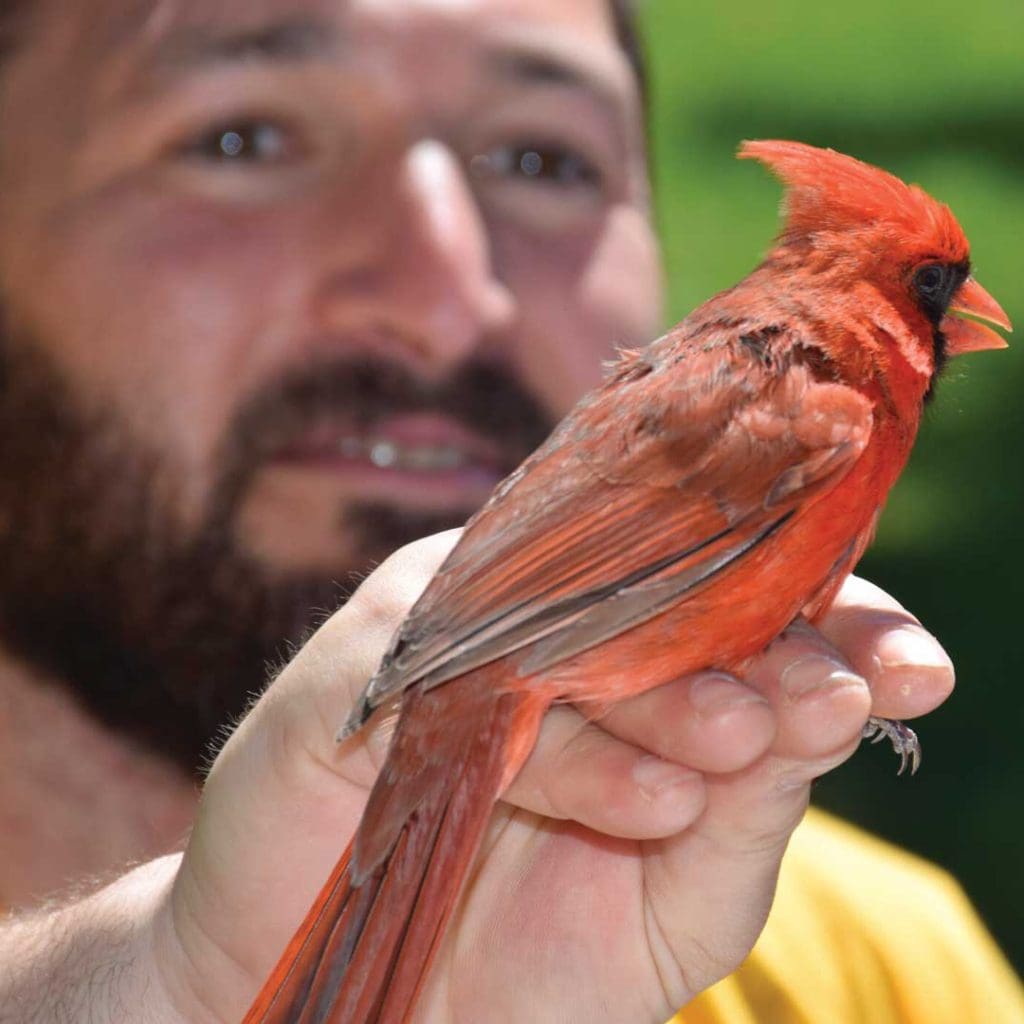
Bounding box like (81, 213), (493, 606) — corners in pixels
(0, 335), (553, 776)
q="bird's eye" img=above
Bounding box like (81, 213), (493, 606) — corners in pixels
(913, 264), (948, 299)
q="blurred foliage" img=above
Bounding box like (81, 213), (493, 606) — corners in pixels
(638, 0), (1024, 971)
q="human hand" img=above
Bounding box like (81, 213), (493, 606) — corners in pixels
(147, 534), (952, 1023)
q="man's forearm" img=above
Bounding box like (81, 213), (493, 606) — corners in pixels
(0, 857), (181, 1024)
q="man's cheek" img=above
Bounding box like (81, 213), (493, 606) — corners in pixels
(580, 206), (663, 344)
(490, 211), (661, 416)
(509, 293), (619, 423)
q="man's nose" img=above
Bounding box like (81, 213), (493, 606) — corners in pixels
(316, 139), (515, 372)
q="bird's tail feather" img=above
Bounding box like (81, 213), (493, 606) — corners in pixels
(240, 843), (358, 1023)
(243, 680), (546, 1024)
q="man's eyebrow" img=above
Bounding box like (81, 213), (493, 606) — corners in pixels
(150, 16), (341, 72)
(486, 41), (633, 120)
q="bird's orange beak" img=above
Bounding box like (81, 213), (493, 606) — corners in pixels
(944, 277), (1012, 355)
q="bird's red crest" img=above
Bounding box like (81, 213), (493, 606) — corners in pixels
(739, 140), (969, 263)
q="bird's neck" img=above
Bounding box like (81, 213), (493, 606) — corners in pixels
(754, 251), (936, 417)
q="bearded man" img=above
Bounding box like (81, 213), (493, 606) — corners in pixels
(0, 0), (1020, 1021)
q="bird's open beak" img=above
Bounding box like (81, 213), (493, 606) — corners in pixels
(944, 277), (1012, 355)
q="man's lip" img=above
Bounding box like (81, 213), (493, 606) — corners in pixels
(272, 413), (512, 474)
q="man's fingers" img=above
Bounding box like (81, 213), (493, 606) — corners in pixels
(744, 618), (873, 764)
(326, 528), (464, 706)
(663, 621), (868, 876)
(259, 529), (464, 778)
(592, 672), (775, 773)
(817, 576), (954, 720)
(638, 694), (866, 998)
(505, 619), (871, 843)
(503, 705), (708, 839)
(636, 622), (873, 998)
(504, 672), (775, 839)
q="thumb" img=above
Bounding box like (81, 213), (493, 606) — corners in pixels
(156, 530), (460, 1022)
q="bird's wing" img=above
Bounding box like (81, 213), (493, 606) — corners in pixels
(345, 327), (873, 730)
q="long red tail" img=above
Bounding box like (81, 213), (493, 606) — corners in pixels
(243, 677), (546, 1024)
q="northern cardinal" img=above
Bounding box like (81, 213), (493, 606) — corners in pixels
(243, 141), (1010, 1023)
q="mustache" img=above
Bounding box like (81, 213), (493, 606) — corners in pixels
(210, 355), (556, 512)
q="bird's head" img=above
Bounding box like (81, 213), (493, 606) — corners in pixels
(739, 140), (1011, 375)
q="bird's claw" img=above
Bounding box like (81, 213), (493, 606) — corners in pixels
(862, 716), (921, 775)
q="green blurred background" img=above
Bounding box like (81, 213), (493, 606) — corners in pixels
(638, 0), (1024, 972)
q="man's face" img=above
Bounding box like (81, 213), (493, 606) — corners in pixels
(0, 0), (661, 770)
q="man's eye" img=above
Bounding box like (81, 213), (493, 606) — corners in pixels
(471, 143), (602, 189)
(180, 121), (293, 164)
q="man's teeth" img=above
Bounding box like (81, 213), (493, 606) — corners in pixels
(337, 436), (469, 471)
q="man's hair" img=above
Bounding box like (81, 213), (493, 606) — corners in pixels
(0, 2), (27, 60)
(608, 0), (648, 113)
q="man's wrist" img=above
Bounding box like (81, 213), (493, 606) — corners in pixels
(0, 854), (192, 1024)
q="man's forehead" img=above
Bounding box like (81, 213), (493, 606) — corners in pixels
(16, 0), (631, 122)
(73, 0), (619, 55)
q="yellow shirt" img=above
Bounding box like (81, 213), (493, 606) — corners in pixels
(675, 808), (1024, 1023)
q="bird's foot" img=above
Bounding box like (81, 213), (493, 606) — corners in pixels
(862, 717), (921, 775)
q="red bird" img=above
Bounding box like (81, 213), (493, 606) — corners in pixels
(243, 141), (1011, 1023)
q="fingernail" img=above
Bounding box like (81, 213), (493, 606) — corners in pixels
(689, 673), (768, 717)
(633, 755), (697, 800)
(876, 627), (952, 671)
(780, 656), (864, 700)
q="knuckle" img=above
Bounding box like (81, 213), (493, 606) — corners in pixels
(735, 809), (804, 856)
(350, 580), (417, 636)
(771, 736), (862, 789)
(835, 574), (904, 611)
(345, 532), (460, 633)
(770, 622), (847, 667)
